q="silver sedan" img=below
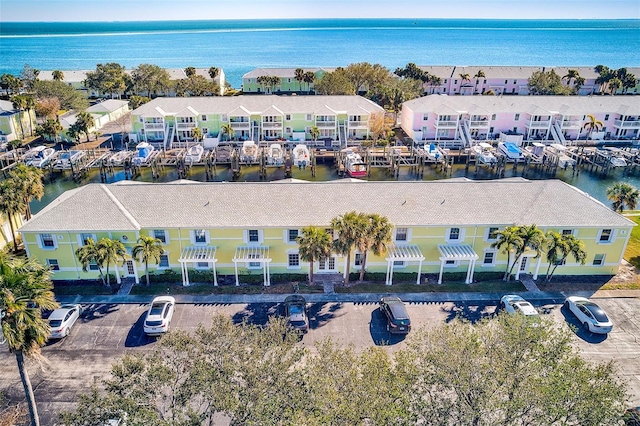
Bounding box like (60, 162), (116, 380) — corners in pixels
(564, 296), (613, 334)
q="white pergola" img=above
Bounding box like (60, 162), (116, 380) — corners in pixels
(232, 246), (272, 286)
(437, 244), (479, 284)
(385, 245), (425, 285)
(178, 246), (218, 286)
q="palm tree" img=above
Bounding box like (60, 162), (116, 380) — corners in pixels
(606, 182), (640, 213)
(574, 76), (586, 93)
(208, 67), (219, 79)
(52, 70), (64, 81)
(508, 224), (545, 279)
(582, 114), (603, 140)
(331, 211), (366, 284)
(10, 164), (44, 221)
(354, 214), (393, 282)
(0, 180), (25, 252)
(473, 69), (486, 94)
(185, 66), (196, 78)
(75, 111), (95, 142)
(24, 96), (37, 137)
(608, 77), (622, 95)
(0, 253), (59, 426)
(303, 71), (315, 94)
(544, 232), (587, 282)
(192, 127), (203, 143)
(491, 226), (523, 281)
(294, 68), (305, 93)
(97, 238), (126, 289)
(11, 95), (27, 139)
(75, 238), (107, 286)
(310, 125), (320, 142)
(132, 236), (164, 286)
(220, 123), (235, 142)
(458, 73), (471, 93)
(296, 226), (332, 285)
(562, 69), (580, 87)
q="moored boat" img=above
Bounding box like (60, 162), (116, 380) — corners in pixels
(545, 144), (576, 168)
(109, 150), (130, 166)
(498, 141), (525, 161)
(185, 144), (204, 163)
(267, 143), (284, 166)
(241, 140), (257, 163)
(344, 150), (367, 178)
(55, 150), (85, 169)
(25, 145), (56, 168)
(424, 142), (444, 161)
(293, 144), (310, 168)
(472, 142), (497, 165)
(132, 142), (155, 165)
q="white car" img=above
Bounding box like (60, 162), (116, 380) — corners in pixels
(500, 295), (539, 317)
(564, 296), (613, 334)
(143, 296), (175, 336)
(48, 304), (82, 339)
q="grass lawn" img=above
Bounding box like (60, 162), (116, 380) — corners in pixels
(336, 280), (526, 294)
(623, 215), (640, 269)
(53, 283), (114, 296)
(129, 282), (325, 296)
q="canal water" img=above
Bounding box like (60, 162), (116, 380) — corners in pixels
(31, 155), (637, 215)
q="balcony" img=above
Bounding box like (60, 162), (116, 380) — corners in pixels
(469, 120), (490, 128)
(525, 120), (551, 129)
(262, 122), (283, 129)
(315, 121), (337, 128)
(230, 122), (250, 129)
(348, 120), (368, 128)
(435, 120), (458, 128)
(561, 120), (583, 129)
(144, 123), (164, 130)
(176, 122), (197, 130)
(614, 119), (640, 129)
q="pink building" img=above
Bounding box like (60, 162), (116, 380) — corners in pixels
(401, 94), (640, 148)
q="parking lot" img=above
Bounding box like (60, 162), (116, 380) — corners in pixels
(0, 297), (639, 424)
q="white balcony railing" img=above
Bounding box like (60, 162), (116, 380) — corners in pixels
(315, 121), (337, 128)
(526, 121), (551, 129)
(176, 122), (196, 129)
(561, 120), (583, 128)
(230, 122), (250, 129)
(144, 123), (164, 130)
(262, 122), (283, 129)
(435, 120), (458, 128)
(614, 120), (640, 129)
(469, 120), (490, 128)
(348, 121), (368, 128)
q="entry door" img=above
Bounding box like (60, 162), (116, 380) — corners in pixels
(126, 260), (136, 277)
(317, 256), (336, 272)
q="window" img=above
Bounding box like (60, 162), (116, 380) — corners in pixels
(89, 261), (100, 271)
(153, 229), (167, 243)
(554, 258), (566, 266)
(449, 228), (460, 240)
(561, 229), (573, 236)
(393, 260), (405, 267)
(513, 80), (517, 84)
(288, 229), (299, 243)
(248, 229), (259, 243)
(483, 252), (495, 265)
(79, 233), (95, 246)
(46, 259), (60, 271)
(454, 79), (457, 84)
(201, 115), (207, 121)
(443, 79), (447, 84)
(41, 233), (56, 248)
(197, 262), (209, 269)
(395, 228), (408, 242)
(306, 114), (312, 121)
(248, 253), (261, 268)
(194, 229), (207, 244)
(504, 80), (508, 84)
(445, 260), (457, 267)
(593, 254), (605, 266)
(285, 114), (291, 121)
(288, 253), (300, 267)
(491, 114), (496, 120)
(599, 229), (613, 243)
(355, 253), (363, 266)
(487, 227), (499, 240)
(604, 114), (609, 121)
(159, 254), (169, 268)
(423, 114), (429, 121)
(514, 114), (520, 121)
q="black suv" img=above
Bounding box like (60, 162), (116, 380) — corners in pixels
(379, 296), (411, 334)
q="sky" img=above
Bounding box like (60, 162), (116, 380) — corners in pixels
(1, 0), (639, 22)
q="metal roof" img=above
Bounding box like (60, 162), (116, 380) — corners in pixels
(18, 179), (633, 233)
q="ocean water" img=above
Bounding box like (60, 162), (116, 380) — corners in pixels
(1, 19), (639, 88)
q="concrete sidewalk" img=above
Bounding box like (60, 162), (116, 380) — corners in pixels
(57, 289), (640, 306)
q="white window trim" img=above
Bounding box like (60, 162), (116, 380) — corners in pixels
(286, 249), (301, 270)
(593, 253), (605, 266)
(354, 252), (364, 267)
(246, 253), (263, 270)
(445, 227), (465, 243)
(77, 233), (98, 247)
(195, 262), (211, 270)
(244, 229), (264, 245)
(191, 229), (210, 245)
(392, 260), (407, 268)
(39, 233), (58, 250)
(394, 227), (411, 244)
(485, 227), (499, 242)
(284, 229), (299, 245)
(46, 258), (60, 270)
(561, 229), (576, 237)
(158, 253), (171, 270)
(151, 229), (169, 245)
(444, 259), (459, 268)
(597, 228), (616, 244)
(482, 250), (497, 266)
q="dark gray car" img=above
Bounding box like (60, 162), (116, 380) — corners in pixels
(284, 295), (308, 332)
(379, 296), (411, 334)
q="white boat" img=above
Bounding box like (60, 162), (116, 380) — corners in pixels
(546, 144), (576, 168)
(185, 144), (204, 163)
(55, 150), (85, 169)
(25, 145), (56, 168)
(602, 148), (627, 167)
(240, 140), (257, 163)
(524, 142), (545, 161)
(424, 142), (444, 161)
(472, 142), (497, 165)
(498, 141), (525, 161)
(132, 142), (155, 165)
(343, 149), (367, 178)
(267, 143), (284, 166)
(292, 144), (310, 168)
(109, 150), (130, 166)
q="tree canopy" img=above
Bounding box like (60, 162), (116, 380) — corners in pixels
(528, 69), (573, 95)
(59, 313), (628, 425)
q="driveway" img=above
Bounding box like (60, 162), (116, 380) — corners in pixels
(0, 298), (638, 424)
